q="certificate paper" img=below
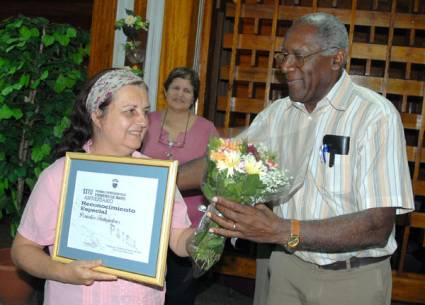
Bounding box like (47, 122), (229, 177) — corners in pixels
(52, 152), (178, 287)
(69, 171), (158, 263)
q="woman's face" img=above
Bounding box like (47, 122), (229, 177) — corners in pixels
(92, 84), (150, 156)
(165, 77), (195, 112)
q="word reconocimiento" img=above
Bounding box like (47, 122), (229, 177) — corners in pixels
(80, 200), (136, 215)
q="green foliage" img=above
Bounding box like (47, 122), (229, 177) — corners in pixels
(0, 15), (90, 237)
(115, 9), (149, 35)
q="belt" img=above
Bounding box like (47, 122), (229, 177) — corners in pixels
(318, 255), (391, 270)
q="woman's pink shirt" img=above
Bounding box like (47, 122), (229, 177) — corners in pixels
(18, 150), (191, 305)
(142, 112), (218, 227)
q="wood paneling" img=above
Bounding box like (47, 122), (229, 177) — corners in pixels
(134, 0), (147, 19)
(214, 254), (256, 279)
(392, 271), (425, 303)
(157, 0), (199, 110)
(197, 0), (215, 116)
(87, 0), (148, 78)
(202, 1), (425, 302)
(87, 0), (118, 77)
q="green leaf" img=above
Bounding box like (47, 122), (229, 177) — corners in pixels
(5, 37), (19, 44)
(30, 27), (39, 37)
(53, 116), (70, 138)
(42, 34), (55, 46)
(12, 82), (23, 91)
(55, 33), (70, 46)
(71, 52), (83, 64)
(19, 26), (32, 40)
(1, 85), (14, 96)
(25, 177), (36, 190)
(34, 167), (42, 177)
(14, 167), (26, 178)
(0, 17), (90, 236)
(5, 44), (16, 52)
(40, 70), (49, 80)
(54, 74), (66, 93)
(19, 74), (30, 87)
(64, 76), (76, 88)
(30, 79), (40, 89)
(0, 105), (23, 120)
(16, 41), (26, 48)
(66, 27), (77, 38)
(67, 69), (81, 80)
(9, 18), (23, 28)
(31, 143), (51, 162)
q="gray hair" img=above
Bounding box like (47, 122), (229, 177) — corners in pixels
(291, 12), (349, 55)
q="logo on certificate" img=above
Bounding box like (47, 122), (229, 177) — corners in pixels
(112, 178), (119, 188)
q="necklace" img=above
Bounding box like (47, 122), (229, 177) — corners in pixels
(158, 108), (191, 159)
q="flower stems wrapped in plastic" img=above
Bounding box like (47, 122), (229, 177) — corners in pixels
(190, 137), (291, 275)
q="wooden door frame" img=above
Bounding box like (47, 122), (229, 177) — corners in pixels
(88, 0), (203, 113)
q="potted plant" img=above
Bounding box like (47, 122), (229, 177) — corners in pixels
(0, 15), (89, 305)
(115, 9), (148, 74)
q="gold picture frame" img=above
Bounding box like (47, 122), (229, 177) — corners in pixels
(52, 152), (178, 287)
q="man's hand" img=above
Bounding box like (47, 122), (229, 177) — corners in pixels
(207, 196), (290, 245)
(207, 197), (396, 253)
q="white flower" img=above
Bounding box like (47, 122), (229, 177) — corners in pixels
(216, 150), (241, 177)
(243, 155), (263, 175)
(125, 15), (137, 27)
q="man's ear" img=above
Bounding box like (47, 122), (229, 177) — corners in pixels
(331, 49), (346, 70)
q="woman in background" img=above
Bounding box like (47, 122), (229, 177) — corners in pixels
(142, 67), (218, 305)
(11, 68), (194, 305)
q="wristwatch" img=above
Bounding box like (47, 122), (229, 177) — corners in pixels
(284, 219), (300, 253)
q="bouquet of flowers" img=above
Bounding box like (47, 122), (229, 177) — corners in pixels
(190, 137), (291, 275)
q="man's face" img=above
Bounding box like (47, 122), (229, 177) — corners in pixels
(278, 24), (338, 112)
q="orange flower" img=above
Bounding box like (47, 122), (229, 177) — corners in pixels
(210, 151), (226, 162)
(219, 138), (242, 152)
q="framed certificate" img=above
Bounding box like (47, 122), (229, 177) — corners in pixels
(52, 152), (178, 287)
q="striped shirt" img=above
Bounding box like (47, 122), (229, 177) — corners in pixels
(238, 70), (414, 265)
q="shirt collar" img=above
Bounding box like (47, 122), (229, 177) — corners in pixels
(323, 70), (353, 111)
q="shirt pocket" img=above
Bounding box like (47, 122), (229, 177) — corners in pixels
(316, 153), (353, 197)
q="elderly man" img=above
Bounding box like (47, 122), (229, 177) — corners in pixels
(198, 12), (415, 305)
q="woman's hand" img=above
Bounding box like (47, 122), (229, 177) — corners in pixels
(11, 233), (117, 285)
(61, 259), (117, 285)
(169, 227), (196, 257)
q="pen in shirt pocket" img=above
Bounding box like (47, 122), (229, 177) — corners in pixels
(320, 144), (329, 164)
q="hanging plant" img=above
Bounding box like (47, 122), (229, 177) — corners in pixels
(0, 15), (90, 237)
(115, 9), (149, 75)
(115, 9), (149, 46)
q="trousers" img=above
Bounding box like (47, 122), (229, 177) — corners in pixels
(264, 251), (392, 305)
